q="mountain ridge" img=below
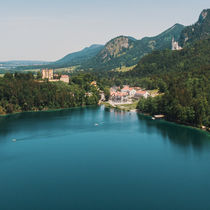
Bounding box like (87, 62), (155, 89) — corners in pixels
(179, 9), (210, 46)
(82, 23), (184, 71)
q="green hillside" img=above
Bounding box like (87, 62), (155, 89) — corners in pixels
(179, 9), (210, 46)
(129, 37), (210, 128)
(84, 24), (184, 71)
(94, 36), (210, 128)
(131, 37), (210, 77)
(54, 44), (104, 68)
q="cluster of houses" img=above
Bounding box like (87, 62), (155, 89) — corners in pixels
(41, 69), (70, 83)
(110, 85), (150, 103)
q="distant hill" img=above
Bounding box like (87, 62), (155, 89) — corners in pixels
(10, 45), (104, 71)
(24, 23), (184, 72)
(53, 44), (104, 68)
(179, 9), (210, 46)
(0, 60), (50, 68)
(82, 24), (185, 71)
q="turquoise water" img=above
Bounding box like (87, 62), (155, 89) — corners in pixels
(0, 106), (210, 210)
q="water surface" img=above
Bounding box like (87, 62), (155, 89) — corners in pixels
(0, 106), (210, 210)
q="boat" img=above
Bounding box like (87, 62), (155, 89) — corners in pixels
(12, 139), (17, 142)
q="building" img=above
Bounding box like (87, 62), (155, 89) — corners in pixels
(90, 81), (97, 87)
(121, 85), (130, 93)
(111, 91), (128, 103)
(134, 90), (150, 99)
(172, 38), (182, 51)
(129, 88), (136, 96)
(60, 75), (69, 83)
(42, 69), (53, 80)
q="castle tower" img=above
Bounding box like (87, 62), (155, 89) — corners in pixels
(172, 37), (182, 51)
(42, 69), (54, 80)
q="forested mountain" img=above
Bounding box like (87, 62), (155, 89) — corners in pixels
(179, 9), (210, 46)
(12, 44), (104, 71)
(54, 44), (104, 68)
(130, 37), (210, 128)
(12, 23), (184, 72)
(92, 36), (210, 128)
(130, 37), (210, 77)
(83, 24), (184, 71)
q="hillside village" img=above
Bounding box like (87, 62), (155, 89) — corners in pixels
(109, 85), (150, 105)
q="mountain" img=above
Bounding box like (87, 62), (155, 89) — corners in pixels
(53, 44), (104, 68)
(122, 37), (210, 128)
(83, 24), (185, 71)
(130, 36), (210, 77)
(179, 9), (210, 46)
(93, 36), (136, 63)
(9, 24), (184, 72)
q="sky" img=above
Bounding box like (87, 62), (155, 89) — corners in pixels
(0, 0), (209, 61)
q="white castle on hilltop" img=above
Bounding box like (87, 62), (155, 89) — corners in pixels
(172, 37), (182, 51)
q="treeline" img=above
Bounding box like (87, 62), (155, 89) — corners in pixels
(137, 67), (210, 127)
(0, 72), (100, 115)
(133, 38), (210, 128)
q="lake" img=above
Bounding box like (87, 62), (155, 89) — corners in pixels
(0, 106), (210, 210)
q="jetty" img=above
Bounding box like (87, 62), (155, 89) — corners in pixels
(154, 115), (165, 119)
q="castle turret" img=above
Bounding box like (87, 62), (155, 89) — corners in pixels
(172, 37), (182, 51)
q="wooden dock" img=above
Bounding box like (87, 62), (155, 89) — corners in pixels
(154, 115), (165, 119)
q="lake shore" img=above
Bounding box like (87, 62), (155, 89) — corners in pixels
(0, 101), (209, 134)
(0, 104), (98, 117)
(102, 101), (210, 133)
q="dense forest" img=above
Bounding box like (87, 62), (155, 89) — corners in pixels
(137, 67), (210, 127)
(0, 72), (100, 115)
(133, 38), (210, 128)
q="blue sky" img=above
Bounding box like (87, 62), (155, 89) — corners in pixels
(0, 0), (209, 61)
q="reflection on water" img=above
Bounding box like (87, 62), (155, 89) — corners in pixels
(136, 114), (210, 152)
(0, 106), (209, 153)
(0, 106), (210, 210)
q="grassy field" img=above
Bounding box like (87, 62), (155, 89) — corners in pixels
(112, 65), (137, 72)
(22, 65), (79, 73)
(54, 66), (79, 73)
(23, 69), (41, 72)
(0, 74), (4, 77)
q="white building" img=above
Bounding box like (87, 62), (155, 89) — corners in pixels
(134, 90), (150, 99)
(172, 38), (182, 51)
(60, 75), (69, 83)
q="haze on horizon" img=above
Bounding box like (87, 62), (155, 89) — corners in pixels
(0, 0), (209, 62)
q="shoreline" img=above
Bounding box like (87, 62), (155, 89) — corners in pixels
(0, 102), (209, 135)
(0, 104), (99, 118)
(102, 101), (210, 134)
